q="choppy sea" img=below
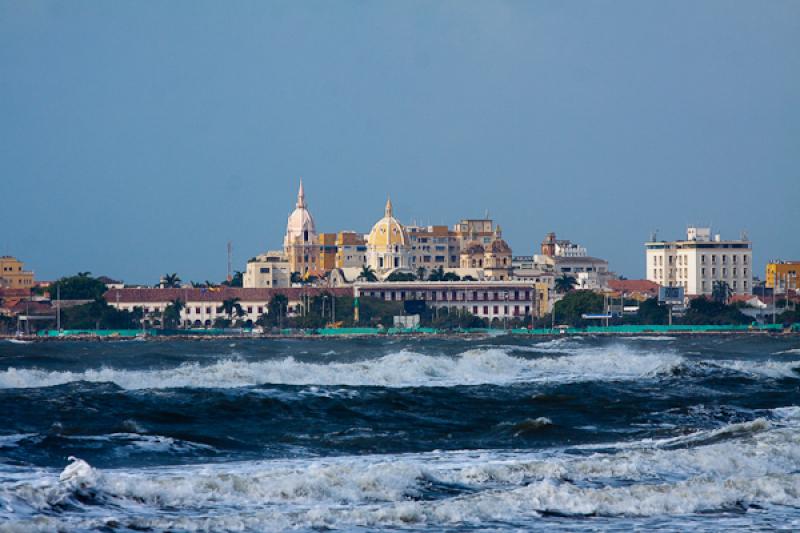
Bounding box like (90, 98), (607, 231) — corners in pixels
(1, 334), (799, 531)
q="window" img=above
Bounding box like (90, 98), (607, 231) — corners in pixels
(493, 305), (499, 314)
(260, 267), (270, 273)
(473, 306), (478, 315)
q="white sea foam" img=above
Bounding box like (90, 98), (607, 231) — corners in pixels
(2, 409), (799, 531)
(0, 346), (684, 390)
(711, 359), (800, 379)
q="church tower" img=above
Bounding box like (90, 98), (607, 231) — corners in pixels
(283, 180), (319, 275)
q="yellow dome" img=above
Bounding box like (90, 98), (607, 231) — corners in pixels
(367, 197), (408, 248)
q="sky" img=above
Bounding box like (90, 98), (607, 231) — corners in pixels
(1, 0), (798, 284)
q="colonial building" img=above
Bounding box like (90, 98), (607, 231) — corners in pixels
(645, 227), (753, 296)
(106, 287), (350, 328)
(366, 198), (412, 274)
(353, 281), (550, 321)
(244, 251), (291, 288)
(407, 224), (460, 272)
(0, 256), (34, 290)
(284, 181), (319, 275)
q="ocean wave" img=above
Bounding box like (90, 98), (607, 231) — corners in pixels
(0, 346), (684, 390)
(3, 408), (799, 531)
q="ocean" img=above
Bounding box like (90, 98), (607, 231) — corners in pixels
(1, 334), (799, 531)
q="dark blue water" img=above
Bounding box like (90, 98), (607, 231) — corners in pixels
(1, 335), (799, 531)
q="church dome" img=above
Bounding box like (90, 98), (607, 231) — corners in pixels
(285, 181), (316, 244)
(488, 239), (511, 254)
(367, 198), (408, 248)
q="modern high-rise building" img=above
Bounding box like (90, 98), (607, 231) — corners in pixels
(645, 227), (753, 296)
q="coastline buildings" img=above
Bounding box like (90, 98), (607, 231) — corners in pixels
(765, 261), (799, 292)
(645, 227), (753, 296)
(529, 233), (612, 290)
(243, 251), (291, 288)
(353, 280), (549, 321)
(0, 256), (34, 290)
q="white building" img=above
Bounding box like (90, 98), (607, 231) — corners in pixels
(645, 227), (752, 296)
(284, 181), (319, 275)
(244, 251), (291, 288)
(353, 280), (550, 321)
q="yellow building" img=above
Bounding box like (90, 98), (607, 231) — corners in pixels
(0, 256), (35, 290)
(766, 261), (799, 291)
(335, 232), (367, 268)
(318, 233), (338, 272)
(366, 198), (411, 273)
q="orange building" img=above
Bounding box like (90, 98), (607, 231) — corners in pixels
(0, 256), (34, 290)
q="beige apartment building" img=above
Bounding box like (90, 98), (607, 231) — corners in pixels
(645, 227), (752, 296)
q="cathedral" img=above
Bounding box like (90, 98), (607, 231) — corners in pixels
(366, 197), (411, 274)
(283, 181), (319, 275)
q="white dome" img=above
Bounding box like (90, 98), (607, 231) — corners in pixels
(284, 181), (316, 245)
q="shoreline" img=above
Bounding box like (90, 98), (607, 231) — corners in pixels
(2, 329), (798, 342)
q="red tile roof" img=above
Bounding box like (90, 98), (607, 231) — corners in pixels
(607, 279), (660, 294)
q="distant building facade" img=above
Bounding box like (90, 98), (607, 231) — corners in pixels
(532, 233), (612, 290)
(645, 227), (752, 296)
(765, 261), (799, 292)
(353, 280), (549, 321)
(244, 251), (291, 288)
(0, 256), (34, 290)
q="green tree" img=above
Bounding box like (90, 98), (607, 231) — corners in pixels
(712, 280), (733, 304)
(358, 265), (378, 282)
(219, 297), (243, 322)
(290, 272), (303, 284)
(552, 290), (604, 326)
(48, 273), (108, 300)
(461, 275), (477, 281)
(162, 273), (181, 288)
(258, 293), (289, 329)
(416, 267), (427, 281)
(554, 274), (577, 294)
(222, 271), (244, 287)
(57, 299), (142, 330)
(428, 266), (446, 281)
(442, 271), (461, 281)
(386, 271), (415, 282)
(682, 297), (750, 325)
(634, 298), (668, 325)
(163, 298), (185, 329)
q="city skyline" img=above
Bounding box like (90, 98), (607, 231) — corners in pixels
(2, 1), (799, 282)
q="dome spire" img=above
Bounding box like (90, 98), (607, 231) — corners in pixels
(385, 196), (393, 218)
(296, 179), (306, 209)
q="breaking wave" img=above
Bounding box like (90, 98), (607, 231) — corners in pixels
(3, 407), (799, 531)
(0, 346), (685, 390)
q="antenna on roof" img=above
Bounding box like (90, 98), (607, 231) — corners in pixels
(741, 230), (748, 241)
(650, 229), (659, 242)
(226, 241), (233, 282)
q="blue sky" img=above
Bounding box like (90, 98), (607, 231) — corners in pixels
(1, 1), (798, 283)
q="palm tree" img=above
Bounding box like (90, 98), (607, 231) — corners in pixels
(162, 273), (181, 288)
(163, 298), (185, 329)
(358, 265), (378, 282)
(712, 280), (733, 304)
(428, 266), (446, 281)
(416, 267), (427, 281)
(219, 297), (242, 321)
(290, 272), (303, 285)
(77, 271), (92, 277)
(554, 274), (577, 294)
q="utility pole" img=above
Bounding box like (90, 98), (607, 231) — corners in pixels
(56, 285), (61, 332)
(227, 241), (233, 283)
(773, 270), (778, 324)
